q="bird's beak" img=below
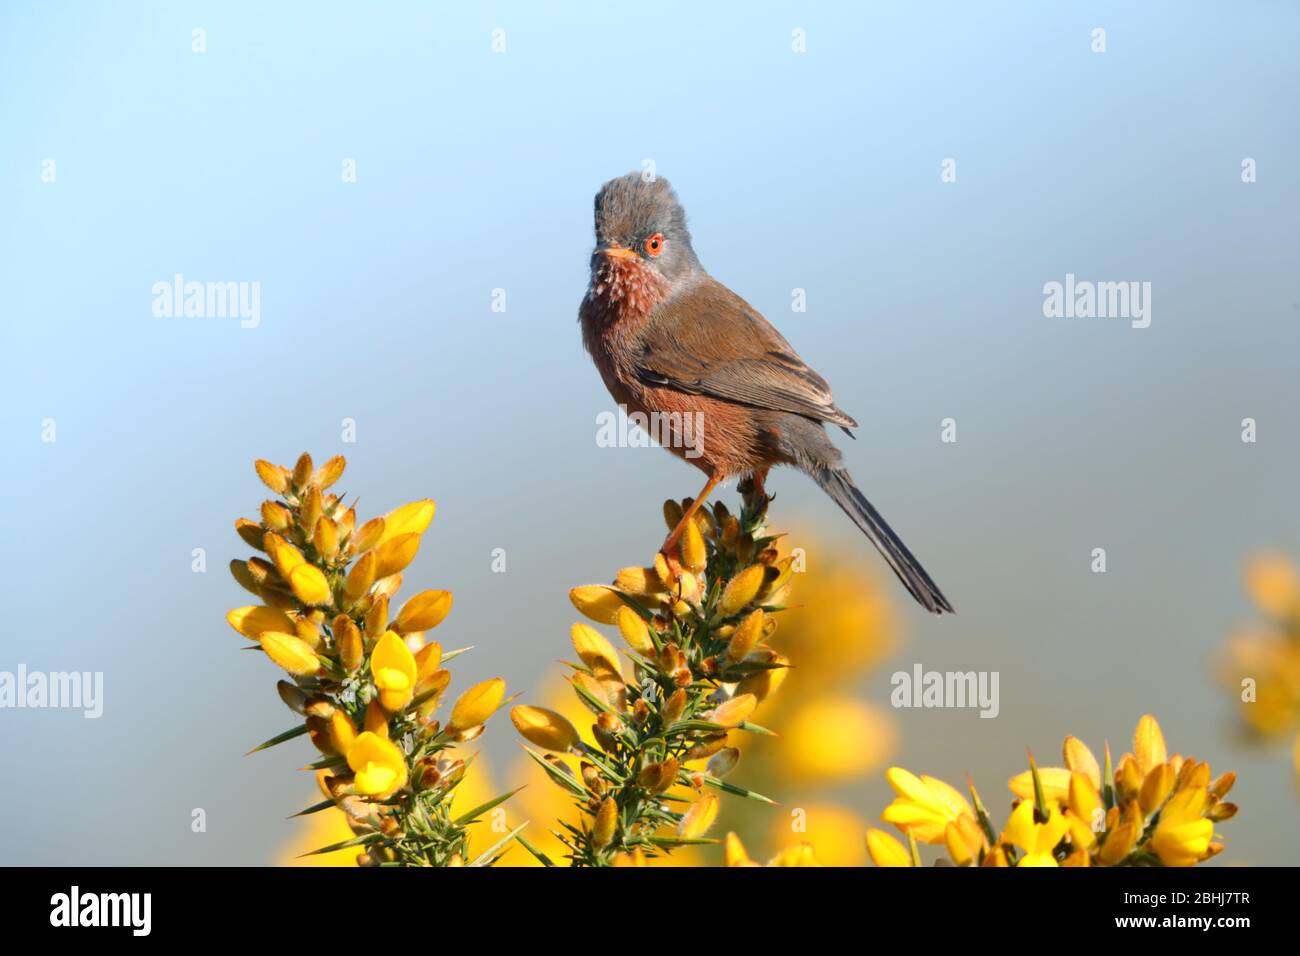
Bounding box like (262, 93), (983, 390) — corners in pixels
(596, 243), (638, 260)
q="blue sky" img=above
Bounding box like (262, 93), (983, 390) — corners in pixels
(1, 1), (1297, 864)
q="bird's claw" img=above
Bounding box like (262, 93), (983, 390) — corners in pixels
(659, 548), (684, 585)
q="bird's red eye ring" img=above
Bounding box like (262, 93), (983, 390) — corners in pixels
(644, 233), (664, 257)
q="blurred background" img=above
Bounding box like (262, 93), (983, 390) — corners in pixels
(1, 1), (1297, 865)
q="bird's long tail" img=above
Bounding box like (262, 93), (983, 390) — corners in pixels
(812, 466), (954, 614)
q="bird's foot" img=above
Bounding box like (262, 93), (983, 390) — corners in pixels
(658, 547), (684, 585)
(737, 475), (773, 530)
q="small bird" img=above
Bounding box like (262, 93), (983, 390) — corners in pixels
(579, 173), (953, 614)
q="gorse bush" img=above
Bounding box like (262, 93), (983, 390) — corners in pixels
(510, 479), (799, 866)
(227, 453), (517, 866)
(866, 714), (1237, 867)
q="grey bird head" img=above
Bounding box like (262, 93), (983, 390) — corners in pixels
(591, 172), (699, 282)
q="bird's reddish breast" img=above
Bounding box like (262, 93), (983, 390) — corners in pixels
(580, 259), (765, 476)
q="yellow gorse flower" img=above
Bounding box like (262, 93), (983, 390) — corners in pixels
(881, 767), (975, 844)
(226, 453), (515, 866)
(510, 706), (580, 752)
(726, 832), (823, 867)
(1215, 551), (1300, 778)
(1001, 800), (1069, 867)
(348, 732), (408, 798)
(511, 481), (791, 866)
(874, 714), (1236, 868)
(370, 631), (417, 713)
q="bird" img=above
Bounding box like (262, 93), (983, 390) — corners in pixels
(578, 172), (953, 614)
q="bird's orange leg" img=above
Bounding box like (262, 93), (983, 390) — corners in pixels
(660, 470), (725, 577)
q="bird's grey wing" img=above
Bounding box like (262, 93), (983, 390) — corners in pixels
(634, 278), (858, 429)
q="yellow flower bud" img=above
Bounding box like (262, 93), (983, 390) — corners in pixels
(637, 757), (680, 793)
(653, 552), (673, 590)
(371, 631), (417, 713)
(259, 631), (321, 676)
(1063, 735), (1102, 791)
(352, 517), (386, 553)
(226, 604), (296, 640)
(235, 518), (266, 551)
(290, 452), (314, 489)
(378, 499), (436, 545)
(313, 455), (346, 490)
(229, 559), (259, 596)
(364, 699), (389, 735)
(448, 677), (506, 733)
(677, 792), (719, 839)
(294, 613), (323, 650)
(725, 832), (757, 867)
(395, 590), (453, 633)
(510, 705), (580, 752)
(328, 709), (357, 754)
(337, 506), (356, 539)
(944, 817), (983, 866)
(1098, 805), (1141, 865)
(1133, 713), (1167, 776)
(299, 485), (322, 533)
(663, 499), (684, 533)
(1115, 755), (1143, 803)
(313, 515), (339, 560)
(1208, 801), (1237, 822)
(254, 459), (290, 494)
(262, 533), (301, 578)
(276, 680), (307, 714)
(615, 566), (667, 596)
(571, 622), (621, 675)
(572, 671), (622, 712)
(373, 533), (420, 579)
(866, 828), (911, 867)
(260, 500), (292, 531)
(1068, 771), (1102, 841)
(346, 731), (408, 798)
(1139, 763), (1176, 814)
(416, 669), (451, 719)
(365, 593), (390, 640)
(717, 564), (766, 618)
(569, 585), (626, 624)
(726, 608), (765, 662)
(709, 693), (757, 728)
(592, 796), (618, 849)
(662, 688), (688, 724)
(617, 606), (656, 655)
(344, 551), (377, 603)
(289, 564), (332, 607)
(413, 641), (443, 685)
(679, 520), (706, 573)
(334, 616), (363, 672)
(736, 650), (789, 702)
(1209, 771), (1236, 799)
(611, 848), (647, 867)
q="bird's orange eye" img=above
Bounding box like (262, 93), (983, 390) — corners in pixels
(644, 233), (664, 257)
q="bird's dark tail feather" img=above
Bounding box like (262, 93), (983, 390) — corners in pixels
(812, 467), (954, 614)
